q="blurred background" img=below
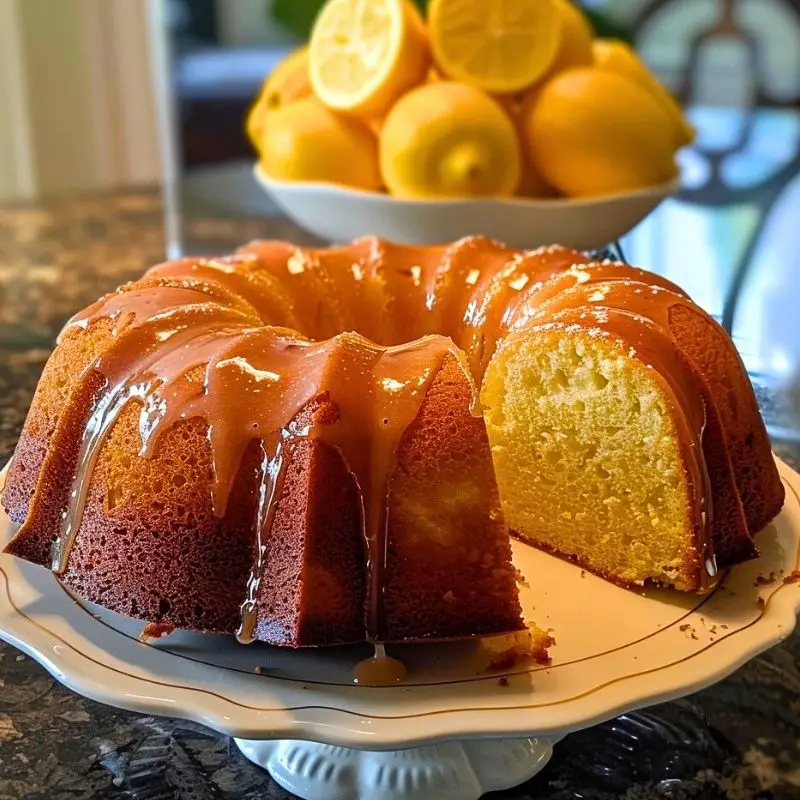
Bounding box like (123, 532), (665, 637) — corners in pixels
(1, 0), (799, 438)
(3, 0), (799, 201)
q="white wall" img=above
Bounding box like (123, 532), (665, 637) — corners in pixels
(0, 0), (163, 201)
(0, 0), (36, 199)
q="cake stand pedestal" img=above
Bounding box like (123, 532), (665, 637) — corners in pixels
(233, 736), (555, 800)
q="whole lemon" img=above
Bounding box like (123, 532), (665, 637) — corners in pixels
(260, 97), (382, 190)
(524, 68), (678, 197)
(380, 82), (521, 199)
(246, 47), (312, 155)
(593, 39), (695, 148)
(517, 156), (559, 199)
(490, 94), (558, 198)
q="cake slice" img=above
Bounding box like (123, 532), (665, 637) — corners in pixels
(482, 319), (713, 590)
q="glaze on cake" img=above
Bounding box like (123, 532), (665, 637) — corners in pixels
(1, 236), (784, 646)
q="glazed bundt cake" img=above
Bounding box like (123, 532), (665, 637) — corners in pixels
(2, 236), (784, 646)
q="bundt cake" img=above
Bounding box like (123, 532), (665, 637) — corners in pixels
(2, 236), (784, 648)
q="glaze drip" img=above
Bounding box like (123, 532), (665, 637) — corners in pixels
(352, 644), (408, 685)
(52, 269), (460, 640)
(237, 440), (287, 645)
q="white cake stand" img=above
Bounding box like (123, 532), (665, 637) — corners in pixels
(2, 460), (800, 800)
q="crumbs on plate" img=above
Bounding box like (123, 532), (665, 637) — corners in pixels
(138, 622), (176, 644)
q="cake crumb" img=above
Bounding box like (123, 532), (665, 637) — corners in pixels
(138, 622), (175, 643)
(580, 570), (586, 578)
(679, 624), (691, 632)
(782, 570), (800, 585)
(497, 676), (509, 687)
(480, 628), (553, 672)
(254, 665), (263, 675)
(755, 572), (778, 587)
(757, 597), (766, 608)
(690, 632), (699, 640)
(442, 590), (455, 602)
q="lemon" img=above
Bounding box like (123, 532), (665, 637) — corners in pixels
(380, 81), (521, 199)
(246, 47), (312, 155)
(309, 0), (429, 119)
(517, 158), (558, 199)
(428, 0), (560, 93)
(523, 67), (677, 197)
(260, 96), (382, 190)
(511, 1), (593, 132)
(547, 0), (594, 76)
(491, 94), (557, 199)
(593, 39), (695, 147)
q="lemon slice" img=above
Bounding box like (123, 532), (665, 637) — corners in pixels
(593, 39), (695, 147)
(428, 0), (560, 93)
(309, 0), (429, 119)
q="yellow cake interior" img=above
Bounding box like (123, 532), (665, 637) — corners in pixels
(481, 328), (698, 589)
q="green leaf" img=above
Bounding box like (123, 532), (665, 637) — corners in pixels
(270, 0), (325, 41)
(270, 0), (428, 40)
(583, 9), (633, 42)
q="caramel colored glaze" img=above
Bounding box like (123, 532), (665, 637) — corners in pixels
(5, 233), (783, 652)
(352, 644), (408, 686)
(509, 261), (687, 327)
(244, 237), (592, 368)
(50, 272), (462, 642)
(365, 239), (449, 343)
(234, 241), (349, 340)
(146, 256), (302, 330)
(458, 245), (591, 380)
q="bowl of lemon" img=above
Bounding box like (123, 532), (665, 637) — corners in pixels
(249, 0), (691, 249)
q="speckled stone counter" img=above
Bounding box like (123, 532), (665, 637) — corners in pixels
(1, 189), (799, 799)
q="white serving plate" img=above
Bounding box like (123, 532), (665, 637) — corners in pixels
(1, 459), (799, 750)
(254, 166), (678, 250)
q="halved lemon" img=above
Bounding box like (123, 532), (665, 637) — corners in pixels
(309, 0), (429, 119)
(428, 0), (560, 93)
(546, 0), (594, 77)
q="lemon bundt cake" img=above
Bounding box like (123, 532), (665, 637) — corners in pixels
(2, 237), (784, 645)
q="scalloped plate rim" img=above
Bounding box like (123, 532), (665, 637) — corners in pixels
(1, 459), (799, 749)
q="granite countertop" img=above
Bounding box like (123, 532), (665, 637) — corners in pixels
(1, 190), (800, 799)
